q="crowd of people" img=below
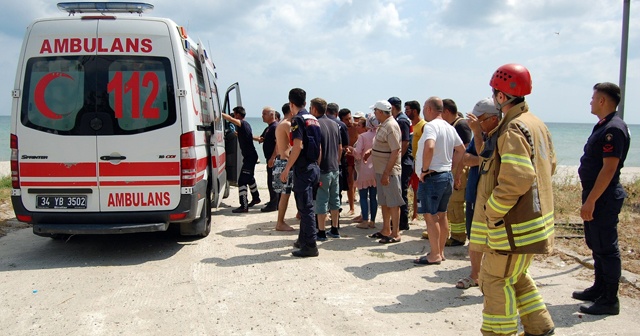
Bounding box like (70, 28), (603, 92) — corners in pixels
(223, 64), (631, 336)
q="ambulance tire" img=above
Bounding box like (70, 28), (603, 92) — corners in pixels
(197, 192), (212, 237)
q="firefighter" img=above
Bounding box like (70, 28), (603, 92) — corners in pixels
(476, 64), (556, 336)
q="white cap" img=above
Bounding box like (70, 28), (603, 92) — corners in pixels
(471, 98), (499, 117)
(370, 100), (391, 112)
(353, 111), (365, 119)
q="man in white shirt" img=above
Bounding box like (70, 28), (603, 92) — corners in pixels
(413, 96), (466, 265)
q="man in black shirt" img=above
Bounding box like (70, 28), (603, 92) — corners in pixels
(574, 82), (630, 316)
(222, 106), (261, 213)
(327, 103), (349, 212)
(442, 98), (472, 246)
(389, 97), (412, 231)
(255, 106), (279, 212)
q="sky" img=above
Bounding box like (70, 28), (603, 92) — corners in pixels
(1, 0), (638, 124)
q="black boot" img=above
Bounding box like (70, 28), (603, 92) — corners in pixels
(580, 283), (620, 315)
(292, 245), (319, 258)
(572, 275), (604, 302)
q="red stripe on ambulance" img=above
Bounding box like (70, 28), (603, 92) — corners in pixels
(19, 162), (96, 177)
(98, 162), (179, 177)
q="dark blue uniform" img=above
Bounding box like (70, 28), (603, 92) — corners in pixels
(578, 112), (630, 286)
(291, 109), (322, 249)
(396, 112), (413, 230)
(237, 120), (260, 209)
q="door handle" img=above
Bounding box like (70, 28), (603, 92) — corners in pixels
(100, 155), (127, 161)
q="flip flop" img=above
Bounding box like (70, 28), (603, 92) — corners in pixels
(378, 236), (401, 244)
(412, 255), (441, 265)
(367, 232), (385, 239)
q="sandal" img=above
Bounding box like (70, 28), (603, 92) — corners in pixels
(412, 255), (441, 265)
(367, 232), (385, 239)
(379, 236), (401, 244)
(456, 277), (478, 289)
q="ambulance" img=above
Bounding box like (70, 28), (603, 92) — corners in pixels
(10, 2), (243, 238)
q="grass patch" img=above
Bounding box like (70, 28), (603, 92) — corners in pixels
(554, 178), (640, 275)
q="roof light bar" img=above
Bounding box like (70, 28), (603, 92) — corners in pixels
(57, 2), (154, 15)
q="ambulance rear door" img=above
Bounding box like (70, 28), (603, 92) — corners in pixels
(94, 19), (181, 212)
(16, 19), (101, 213)
(196, 41), (225, 208)
(222, 83), (243, 186)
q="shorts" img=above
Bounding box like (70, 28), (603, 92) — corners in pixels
(315, 171), (340, 214)
(375, 173), (405, 207)
(417, 172), (453, 215)
(409, 172), (419, 191)
(272, 158), (293, 194)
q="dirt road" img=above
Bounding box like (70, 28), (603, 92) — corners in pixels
(1, 165), (639, 335)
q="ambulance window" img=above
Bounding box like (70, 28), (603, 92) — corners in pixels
(207, 70), (223, 132)
(189, 64), (209, 124)
(22, 57), (85, 132)
(108, 58), (173, 131)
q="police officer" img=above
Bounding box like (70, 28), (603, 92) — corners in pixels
(573, 82), (630, 316)
(280, 88), (322, 258)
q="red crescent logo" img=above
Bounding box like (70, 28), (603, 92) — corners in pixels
(189, 73), (199, 116)
(34, 72), (73, 120)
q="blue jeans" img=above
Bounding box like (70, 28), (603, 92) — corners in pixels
(358, 187), (377, 221)
(417, 172), (453, 215)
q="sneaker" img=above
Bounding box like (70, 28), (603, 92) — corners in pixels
(327, 230), (341, 239)
(316, 231), (328, 242)
(231, 207), (248, 213)
(445, 238), (465, 246)
(248, 198), (261, 207)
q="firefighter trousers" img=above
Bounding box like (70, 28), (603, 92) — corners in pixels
(479, 252), (554, 336)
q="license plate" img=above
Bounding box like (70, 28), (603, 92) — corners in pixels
(36, 196), (88, 209)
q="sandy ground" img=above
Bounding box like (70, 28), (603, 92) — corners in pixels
(0, 164), (639, 335)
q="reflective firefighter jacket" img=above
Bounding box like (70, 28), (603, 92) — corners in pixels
(470, 102), (556, 254)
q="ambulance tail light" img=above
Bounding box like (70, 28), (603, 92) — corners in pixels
(17, 215), (32, 223)
(10, 134), (19, 189)
(180, 132), (197, 187)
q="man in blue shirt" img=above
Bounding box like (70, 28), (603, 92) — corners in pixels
(311, 98), (342, 240)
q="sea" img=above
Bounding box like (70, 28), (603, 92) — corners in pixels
(0, 115), (637, 167)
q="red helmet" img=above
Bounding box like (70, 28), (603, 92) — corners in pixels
(490, 63), (532, 97)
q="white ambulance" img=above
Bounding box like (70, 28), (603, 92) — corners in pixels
(10, 2), (243, 238)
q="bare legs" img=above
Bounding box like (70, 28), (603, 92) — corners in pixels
(275, 193), (294, 231)
(424, 211), (448, 262)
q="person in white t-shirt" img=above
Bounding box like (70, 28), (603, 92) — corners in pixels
(412, 96), (466, 265)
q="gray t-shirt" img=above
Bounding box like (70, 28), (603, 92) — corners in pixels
(317, 115), (341, 173)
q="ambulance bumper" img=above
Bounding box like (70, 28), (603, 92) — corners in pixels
(33, 222), (170, 236)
